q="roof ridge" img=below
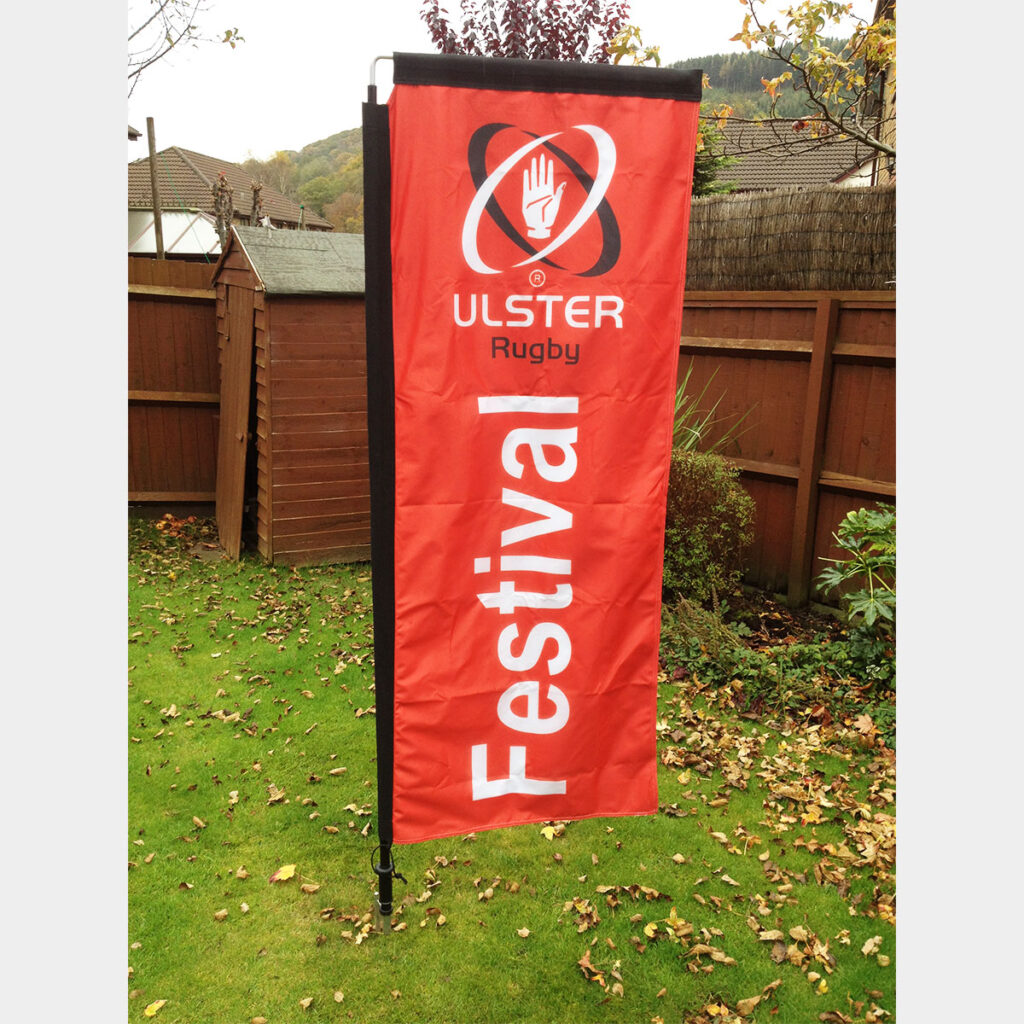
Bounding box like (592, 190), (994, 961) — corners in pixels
(172, 146), (215, 191)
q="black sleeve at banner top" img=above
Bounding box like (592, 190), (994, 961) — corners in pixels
(391, 52), (703, 102)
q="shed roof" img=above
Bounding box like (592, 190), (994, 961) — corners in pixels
(228, 225), (365, 295)
(128, 146), (333, 230)
(718, 120), (877, 191)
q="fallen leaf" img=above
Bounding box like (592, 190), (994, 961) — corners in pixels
(192, 816), (206, 829)
(213, 909), (228, 921)
(143, 1001), (167, 1017)
(737, 995), (761, 1015)
(333, 991), (345, 1003)
(240, 902), (249, 913)
(517, 927), (530, 938)
(298, 996), (313, 1009)
(269, 863), (297, 883)
(300, 883), (321, 895)
(862, 935), (883, 956)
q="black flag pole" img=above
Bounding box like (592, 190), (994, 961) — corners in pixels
(362, 59), (404, 926)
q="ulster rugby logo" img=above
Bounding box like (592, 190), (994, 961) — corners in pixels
(462, 123), (620, 277)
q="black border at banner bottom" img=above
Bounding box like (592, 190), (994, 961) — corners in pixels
(392, 52), (703, 103)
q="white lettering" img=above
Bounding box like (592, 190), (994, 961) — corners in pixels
(501, 427), (578, 482)
(501, 489), (573, 546)
(452, 293), (624, 329)
(594, 295), (624, 328)
(497, 681), (570, 735)
(497, 622), (571, 675)
(505, 295), (534, 328)
(478, 395), (578, 415)
(471, 744), (566, 799)
(477, 580), (572, 615)
(564, 295), (590, 328)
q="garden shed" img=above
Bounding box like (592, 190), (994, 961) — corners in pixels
(211, 225), (370, 565)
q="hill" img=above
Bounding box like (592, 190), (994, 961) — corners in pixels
(236, 45), (848, 229)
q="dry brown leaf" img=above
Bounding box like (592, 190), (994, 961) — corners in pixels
(736, 995), (762, 1015)
(192, 816), (206, 829)
(213, 909), (228, 921)
(517, 927), (530, 938)
(300, 883), (321, 895)
(333, 991), (345, 1003)
(861, 935), (883, 956)
(298, 996), (313, 1010)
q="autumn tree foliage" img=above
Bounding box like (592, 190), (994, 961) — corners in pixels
(725, 0), (896, 161)
(420, 0), (630, 62)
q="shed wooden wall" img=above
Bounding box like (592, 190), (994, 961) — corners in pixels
(258, 296), (371, 565)
(678, 291), (895, 604)
(128, 258), (218, 501)
(131, 266), (895, 602)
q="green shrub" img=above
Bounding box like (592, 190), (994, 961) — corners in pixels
(662, 450), (755, 605)
(816, 503), (896, 630)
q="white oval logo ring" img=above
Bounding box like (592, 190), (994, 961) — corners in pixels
(461, 125), (617, 276)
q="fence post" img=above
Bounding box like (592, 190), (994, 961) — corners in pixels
(787, 297), (840, 607)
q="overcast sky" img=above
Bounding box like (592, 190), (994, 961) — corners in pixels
(126, 0), (879, 165)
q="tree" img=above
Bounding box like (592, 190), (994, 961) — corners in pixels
(723, 0), (895, 163)
(420, 0), (629, 61)
(128, 1), (242, 96)
(240, 151), (298, 197)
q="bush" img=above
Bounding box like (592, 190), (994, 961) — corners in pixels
(662, 450), (755, 605)
(816, 503), (896, 630)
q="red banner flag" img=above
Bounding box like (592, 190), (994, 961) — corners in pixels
(379, 55), (701, 844)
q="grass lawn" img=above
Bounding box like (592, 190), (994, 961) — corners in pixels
(128, 515), (895, 1024)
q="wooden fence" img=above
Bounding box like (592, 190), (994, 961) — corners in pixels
(127, 266), (894, 605)
(128, 258), (218, 502)
(679, 290), (895, 605)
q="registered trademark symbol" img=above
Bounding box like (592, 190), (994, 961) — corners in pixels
(529, 269), (546, 288)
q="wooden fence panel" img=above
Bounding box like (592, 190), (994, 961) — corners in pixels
(128, 258), (218, 502)
(678, 291), (895, 605)
(127, 273), (894, 602)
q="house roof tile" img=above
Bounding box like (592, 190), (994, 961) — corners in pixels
(718, 120), (877, 190)
(128, 146), (333, 230)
